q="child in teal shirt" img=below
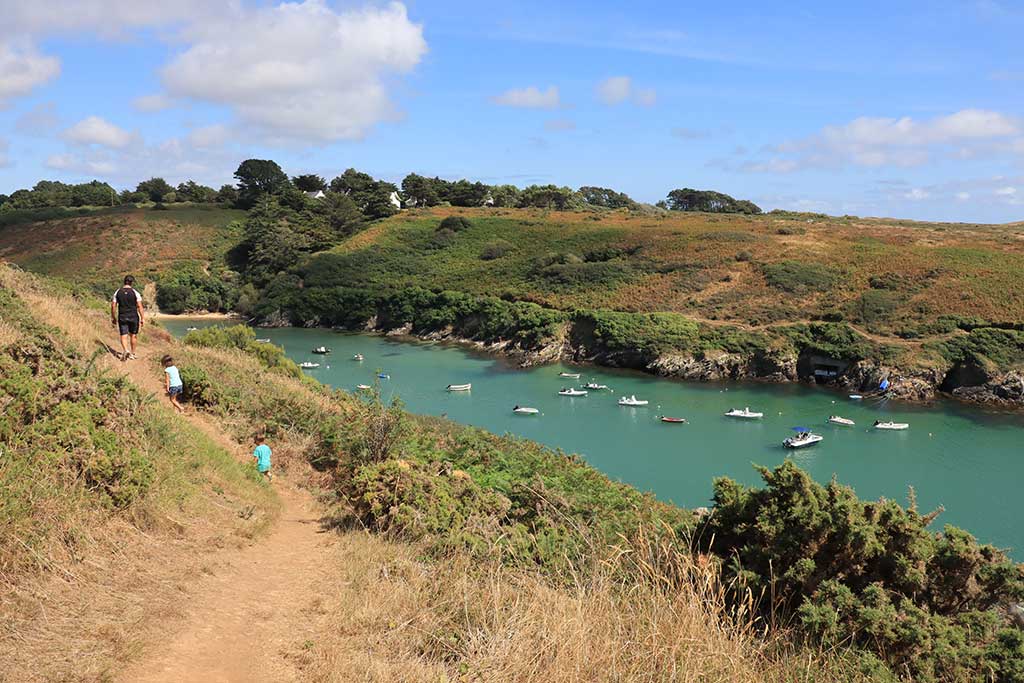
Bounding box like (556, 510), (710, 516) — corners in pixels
(162, 355), (184, 413)
(252, 435), (272, 481)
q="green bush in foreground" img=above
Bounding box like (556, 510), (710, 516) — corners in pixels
(701, 461), (1024, 682)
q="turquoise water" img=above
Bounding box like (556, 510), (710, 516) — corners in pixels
(164, 320), (1024, 558)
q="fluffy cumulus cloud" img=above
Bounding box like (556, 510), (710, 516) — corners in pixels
(596, 76), (656, 106)
(63, 116), (138, 149)
(0, 43), (60, 106)
(161, 1), (426, 143)
(745, 109), (1021, 172)
(492, 85), (561, 109)
(14, 101), (60, 135)
(132, 93), (174, 113)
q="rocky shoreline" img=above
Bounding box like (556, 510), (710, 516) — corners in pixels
(348, 318), (1024, 410)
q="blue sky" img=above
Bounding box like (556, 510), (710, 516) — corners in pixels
(0, 0), (1022, 222)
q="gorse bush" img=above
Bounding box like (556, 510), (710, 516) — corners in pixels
(700, 461), (1024, 682)
(761, 261), (840, 293)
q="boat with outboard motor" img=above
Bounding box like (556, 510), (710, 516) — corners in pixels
(828, 415), (855, 426)
(725, 407), (763, 419)
(784, 427), (823, 449)
(618, 395), (649, 406)
(874, 420), (909, 430)
(513, 405), (540, 415)
(558, 388), (588, 396)
(447, 383), (472, 392)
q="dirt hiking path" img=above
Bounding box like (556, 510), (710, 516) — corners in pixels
(111, 341), (336, 682)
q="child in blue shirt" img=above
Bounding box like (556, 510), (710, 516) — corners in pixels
(252, 435), (272, 481)
(162, 355), (184, 413)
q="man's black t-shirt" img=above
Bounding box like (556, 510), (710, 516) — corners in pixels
(113, 286), (141, 322)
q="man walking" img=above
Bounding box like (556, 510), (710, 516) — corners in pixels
(111, 275), (144, 360)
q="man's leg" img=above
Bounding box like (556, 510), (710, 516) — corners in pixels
(129, 333), (138, 358)
(118, 333), (130, 360)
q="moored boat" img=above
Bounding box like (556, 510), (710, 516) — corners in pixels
(312, 346), (330, 354)
(353, 354), (364, 361)
(874, 420), (909, 430)
(356, 384), (372, 390)
(558, 388), (588, 396)
(513, 405), (539, 415)
(828, 415), (855, 426)
(185, 326), (198, 331)
(725, 407), (763, 419)
(377, 373), (390, 379)
(660, 416), (688, 423)
(584, 382), (610, 390)
(849, 394), (863, 400)
(559, 372), (581, 379)
(784, 428), (823, 449)
(618, 395), (649, 406)
(255, 338), (271, 343)
(300, 361), (320, 369)
(447, 383), (472, 392)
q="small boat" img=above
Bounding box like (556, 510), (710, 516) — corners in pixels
(513, 406), (540, 415)
(874, 420), (909, 430)
(558, 388), (588, 396)
(255, 338), (271, 343)
(559, 372), (581, 379)
(849, 394), (863, 400)
(300, 361), (320, 369)
(356, 384), (372, 390)
(185, 326), (198, 331)
(784, 428), (824, 449)
(725, 407), (763, 419)
(312, 346), (330, 354)
(828, 415), (855, 426)
(353, 354), (364, 361)
(447, 383), (472, 392)
(377, 373), (390, 379)
(660, 416), (688, 424)
(584, 383), (610, 390)
(618, 395), (649, 406)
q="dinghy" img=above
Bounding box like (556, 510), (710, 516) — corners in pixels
(725, 407), (763, 419)
(513, 406), (540, 415)
(255, 338), (271, 343)
(447, 383), (472, 392)
(312, 346), (330, 354)
(849, 394), (863, 400)
(356, 384), (372, 390)
(300, 361), (320, 369)
(874, 420), (909, 430)
(559, 372), (581, 379)
(377, 373), (390, 379)
(353, 354), (364, 361)
(185, 326), (198, 331)
(584, 382), (610, 390)
(558, 388), (588, 396)
(784, 428), (823, 449)
(618, 395), (649, 406)
(660, 416), (688, 424)
(828, 415), (855, 426)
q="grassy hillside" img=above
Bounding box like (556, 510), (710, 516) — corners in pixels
(0, 204), (244, 300)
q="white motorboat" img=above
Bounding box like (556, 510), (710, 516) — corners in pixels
(312, 346), (330, 354)
(828, 415), (855, 426)
(300, 361), (320, 369)
(353, 354), (364, 361)
(585, 382), (610, 390)
(558, 388), (588, 396)
(784, 429), (824, 449)
(185, 326), (198, 331)
(255, 338), (271, 343)
(618, 395), (649, 406)
(559, 372), (581, 379)
(874, 420), (909, 430)
(513, 406), (540, 415)
(725, 407), (763, 419)
(849, 394), (863, 400)
(447, 383), (472, 392)
(356, 384), (372, 390)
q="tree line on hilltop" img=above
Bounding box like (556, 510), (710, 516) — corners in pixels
(0, 158), (762, 218)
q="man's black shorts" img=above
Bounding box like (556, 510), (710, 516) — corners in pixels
(118, 320), (140, 335)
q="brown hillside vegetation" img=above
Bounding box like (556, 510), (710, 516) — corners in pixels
(0, 264), (872, 682)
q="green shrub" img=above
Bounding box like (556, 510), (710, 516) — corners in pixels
(479, 239), (514, 260)
(776, 226), (806, 235)
(438, 215), (472, 232)
(735, 250), (753, 262)
(762, 261), (840, 293)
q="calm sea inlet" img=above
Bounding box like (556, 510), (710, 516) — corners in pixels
(163, 319), (1024, 559)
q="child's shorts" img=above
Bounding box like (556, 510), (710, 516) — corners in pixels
(168, 385), (183, 397)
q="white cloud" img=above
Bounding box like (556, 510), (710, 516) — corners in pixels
(595, 76), (657, 106)
(544, 118), (575, 132)
(994, 186), (1017, 196)
(744, 109), (1021, 172)
(0, 2), (222, 37)
(492, 85), (560, 109)
(187, 123), (230, 148)
(956, 191), (971, 201)
(63, 116), (138, 149)
(161, 1), (426, 143)
(46, 153), (116, 175)
(0, 43), (60, 106)
(132, 93), (174, 112)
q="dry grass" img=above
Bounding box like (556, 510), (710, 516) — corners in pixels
(293, 530), (867, 683)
